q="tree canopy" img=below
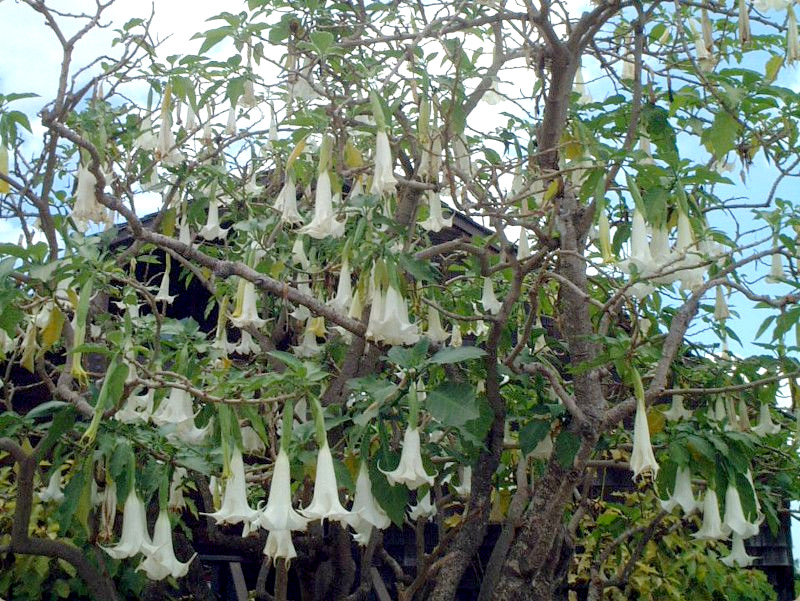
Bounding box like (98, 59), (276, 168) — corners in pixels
(0, 0), (799, 600)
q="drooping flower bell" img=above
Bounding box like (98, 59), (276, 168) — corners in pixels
(299, 139), (345, 238)
(274, 172), (303, 225)
(722, 483), (760, 539)
(115, 389), (154, 424)
(788, 8), (800, 64)
(371, 130), (397, 198)
(152, 387), (196, 426)
(155, 255), (176, 305)
(264, 530), (297, 564)
(629, 369), (659, 480)
(169, 467), (187, 511)
(302, 441), (353, 525)
(419, 190), (453, 232)
(381, 427), (435, 490)
(738, 0), (751, 45)
(230, 278), (267, 330)
(660, 466), (697, 514)
(516, 229), (530, 261)
(155, 87), (184, 166)
(752, 403), (780, 436)
(198, 189), (228, 241)
(135, 114), (157, 151)
(201, 446), (259, 533)
(137, 509), (196, 580)
(424, 304), (450, 344)
(767, 247), (784, 283)
(39, 469), (65, 503)
(662, 394), (692, 421)
(450, 322), (463, 347)
(624, 209), (655, 276)
(102, 488), (157, 559)
(408, 490), (436, 521)
(349, 462), (391, 545)
(481, 276), (502, 315)
(714, 286), (730, 321)
(293, 317), (324, 358)
(71, 164), (111, 231)
(573, 65), (592, 104)
(256, 448), (308, 532)
(328, 256), (352, 315)
(692, 488), (730, 541)
(720, 535), (757, 567)
(453, 466), (472, 498)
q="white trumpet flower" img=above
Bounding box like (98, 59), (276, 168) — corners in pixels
(767, 250), (784, 283)
(714, 286), (730, 321)
(720, 535), (757, 568)
(198, 193), (228, 241)
(349, 462), (391, 545)
(367, 283), (419, 346)
(263, 530), (297, 564)
(692, 488), (730, 540)
(302, 442), (353, 525)
(293, 318), (324, 358)
(39, 470), (65, 503)
(453, 466), (472, 497)
(723, 483), (760, 539)
(370, 131), (397, 197)
(168, 467), (187, 511)
(156, 110), (184, 166)
(328, 258), (352, 314)
(662, 394), (692, 421)
(660, 466), (697, 514)
(630, 396), (659, 480)
(256, 448), (308, 532)
(71, 165), (110, 231)
(409, 490), (436, 521)
(419, 191), (453, 232)
(299, 171), (345, 238)
(135, 115), (157, 151)
(233, 330), (261, 355)
(449, 322), (463, 347)
(102, 489), (157, 559)
(573, 66), (592, 104)
(152, 387), (195, 426)
(424, 305), (450, 344)
(138, 510), (196, 580)
(752, 403), (780, 436)
(788, 8), (800, 64)
(381, 427), (435, 490)
(201, 447), (259, 532)
(231, 281), (267, 329)
(481, 277), (502, 315)
(517, 229), (530, 260)
(155, 268), (176, 305)
(115, 389), (154, 424)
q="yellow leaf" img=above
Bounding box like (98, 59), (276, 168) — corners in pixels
(543, 179), (561, 203)
(344, 139), (364, 169)
(444, 513), (462, 528)
(286, 136), (308, 169)
(647, 408), (665, 435)
(161, 207), (176, 237)
(0, 146), (9, 194)
(40, 306), (65, 350)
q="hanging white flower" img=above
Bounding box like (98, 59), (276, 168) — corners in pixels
(722, 483), (760, 539)
(767, 249), (784, 283)
(375, 284), (420, 346)
(233, 329), (261, 355)
(692, 488), (730, 541)
(419, 191), (453, 232)
(71, 165), (111, 231)
(714, 286), (730, 321)
(349, 462), (391, 545)
(630, 395), (659, 480)
(225, 101), (237, 136)
(517, 229), (530, 260)
(302, 442), (353, 526)
(241, 79), (258, 109)
(185, 103), (198, 131)
(380, 427), (435, 490)
(39, 470), (65, 503)
(370, 131), (397, 197)
(156, 108), (184, 166)
(752, 403), (780, 436)
(155, 268), (176, 305)
(264, 530), (297, 564)
(198, 192), (229, 241)
(573, 66), (592, 104)
(481, 277), (502, 315)
(288, 58), (318, 102)
(201, 447), (259, 532)
(720, 535), (757, 568)
(408, 490), (437, 521)
(168, 467), (187, 511)
(137, 509), (196, 580)
(231, 280), (266, 329)
(453, 466), (472, 497)
(114, 389), (155, 424)
(739, 0), (751, 44)
(299, 171), (345, 238)
(788, 8), (800, 64)
(152, 387), (196, 426)
(256, 447), (308, 532)
(424, 304), (450, 344)
(622, 209), (655, 277)
(660, 466), (697, 514)
(449, 322), (463, 347)
(291, 237), (310, 271)
(102, 488), (157, 559)
(293, 318), (324, 358)
(241, 426), (267, 455)
(135, 115), (157, 151)
(328, 258), (352, 315)
(662, 394), (692, 421)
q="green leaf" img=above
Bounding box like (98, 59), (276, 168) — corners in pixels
(267, 350), (306, 373)
(196, 26), (231, 53)
(369, 459), (409, 527)
(701, 111), (740, 158)
(310, 31), (335, 55)
(397, 254), (440, 283)
(554, 430), (581, 469)
(427, 382), (479, 428)
(56, 460), (88, 533)
(428, 345), (486, 364)
(519, 419), (551, 455)
(33, 405), (76, 461)
(386, 338), (429, 369)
